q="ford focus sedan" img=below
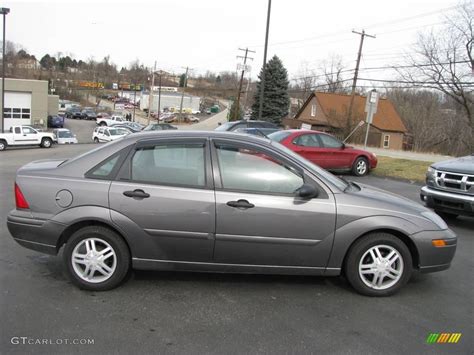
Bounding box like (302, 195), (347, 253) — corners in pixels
(7, 131), (456, 296)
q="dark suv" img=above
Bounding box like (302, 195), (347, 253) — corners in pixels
(215, 120), (279, 132)
(421, 154), (474, 218)
(65, 107), (83, 119)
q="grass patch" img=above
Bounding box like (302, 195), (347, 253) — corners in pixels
(372, 156), (433, 183)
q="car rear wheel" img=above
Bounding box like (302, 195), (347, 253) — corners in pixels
(93, 137), (99, 143)
(352, 157), (369, 176)
(0, 140), (7, 151)
(64, 226), (130, 291)
(344, 233), (412, 296)
(100, 122), (106, 126)
(41, 138), (53, 148)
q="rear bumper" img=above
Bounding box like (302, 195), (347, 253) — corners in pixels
(411, 229), (457, 273)
(420, 186), (474, 216)
(7, 212), (65, 255)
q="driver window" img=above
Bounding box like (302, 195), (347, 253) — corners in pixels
(215, 144), (303, 194)
(293, 134), (321, 147)
(22, 127), (36, 134)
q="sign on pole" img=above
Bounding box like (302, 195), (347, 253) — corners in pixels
(301, 123), (312, 130)
(364, 90), (379, 148)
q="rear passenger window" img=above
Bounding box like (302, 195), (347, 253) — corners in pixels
(131, 144), (206, 187)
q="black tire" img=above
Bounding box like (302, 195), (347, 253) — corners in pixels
(344, 232), (413, 297)
(0, 139), (7, 151)
(94, 137), (99, 143)
(352, 156), (369, 176)
(41, 137), (53, 148)
(99, 122), (106, 127)
(63, 226), (130, 291)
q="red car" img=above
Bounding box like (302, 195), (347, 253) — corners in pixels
(268, 130), (377, 176)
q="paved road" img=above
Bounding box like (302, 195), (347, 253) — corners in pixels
(63, 117), (97, 144)
(0, 144), (472, 354)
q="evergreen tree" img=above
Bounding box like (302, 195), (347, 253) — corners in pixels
(251, 55), (290, 125)
(228, 100), (243, 121)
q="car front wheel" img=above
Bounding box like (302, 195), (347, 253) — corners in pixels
(344, 233), (412, 296)
(64, 226), (130, 291)
(352, 157), (369, 176)
(41, 138), (53, 148)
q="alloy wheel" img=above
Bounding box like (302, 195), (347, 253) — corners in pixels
(356, 160), (367, 175)
(358, 244), (404, 290)
(71, 238), (117, 283)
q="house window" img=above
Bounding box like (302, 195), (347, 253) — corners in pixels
(311, 104), (316, 117)
(4, 107), (30, 120)
(383, 134), (390, 148)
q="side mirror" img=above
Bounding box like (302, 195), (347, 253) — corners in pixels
(296, 183), (319, 199)
(341, 143), (346, 149)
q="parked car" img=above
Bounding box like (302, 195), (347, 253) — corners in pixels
(0, 125), (55, 151)
(96, 115), (125, 127)
(92, 127), (130, 143)
(187, 116), (200, 123)
(65, 106), (83, 119)
(47, 115), (65, 128)
(420, 154), (474, 218)
(52, 128), (78, 145)
(268, 130), (377, 176)
(7, 131), (456, 295)
(142, 123), (177, 131)
(215, 120), (279, 132)
(235, 127), (280, 138)
(81, 109), (97, 121)
(108, 124), (137, 134)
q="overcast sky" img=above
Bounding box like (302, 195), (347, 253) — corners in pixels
(3, 0), (460, 82)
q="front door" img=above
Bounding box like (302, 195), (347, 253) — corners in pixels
(15, 126), (40, 145)
(109, 138), (215, 262)
(211, 140), (336, 268)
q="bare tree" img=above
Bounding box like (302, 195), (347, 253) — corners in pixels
(398, 1), (473, 152)
(318, 54), (349, 93)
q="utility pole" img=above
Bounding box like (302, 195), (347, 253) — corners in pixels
(147, 61), (156, 125)
(178, 66), (189, 123)
(346, 30), (375, 131)
(258, 0), (272, 120)
(235, 48), (255, 120)
(157, 70), (163, 121)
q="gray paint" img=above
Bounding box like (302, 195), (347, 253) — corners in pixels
(7, 131), (457, 277)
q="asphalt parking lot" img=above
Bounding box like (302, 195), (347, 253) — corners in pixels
(0, 144), (472, 354)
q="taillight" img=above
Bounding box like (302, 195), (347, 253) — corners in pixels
(14, 183), (30, 209)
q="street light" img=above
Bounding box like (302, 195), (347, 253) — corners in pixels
(1, 7), (10, 133)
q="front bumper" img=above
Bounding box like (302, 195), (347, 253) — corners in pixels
(420, 186), (474, 216)
(411, 229), (457, 273)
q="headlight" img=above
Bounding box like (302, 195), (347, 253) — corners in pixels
(426, 166), (436, 178)
(421, 211), (448, 230)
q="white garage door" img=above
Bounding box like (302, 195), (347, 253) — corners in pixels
(4, 92), (32, 130)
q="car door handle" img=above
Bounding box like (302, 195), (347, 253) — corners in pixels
(226, 199), (255, 209)
(123, 189), (150, 198)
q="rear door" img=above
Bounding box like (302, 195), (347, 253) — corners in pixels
(109, 138), (215, 262)
(211, 139), (336, 268)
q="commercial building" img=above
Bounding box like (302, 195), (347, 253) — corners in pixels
(0, 78), (59, 131)
(140, 92), (201, 114)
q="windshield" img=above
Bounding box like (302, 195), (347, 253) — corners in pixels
(271, 141), (349, 191)
(215, 122), (234, 131)
(268, 131), (293, 142)
(58, 130), (74, 138)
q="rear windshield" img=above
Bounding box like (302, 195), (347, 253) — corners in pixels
(268, 131), (292, 142)
(58, 131), (74, 138)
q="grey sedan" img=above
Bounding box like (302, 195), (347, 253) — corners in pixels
(7, 131), (456, 296)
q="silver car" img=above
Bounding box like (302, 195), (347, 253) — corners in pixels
(7, 131), (456, 296)
(52, 128), (78, 145)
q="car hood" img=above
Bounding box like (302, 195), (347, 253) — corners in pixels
(347, 182), (428, 215)
(432, 155), (474, 174)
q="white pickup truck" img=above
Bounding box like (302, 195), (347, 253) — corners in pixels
(0, 125), (56, 151)
(96, 115), (125, 126)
